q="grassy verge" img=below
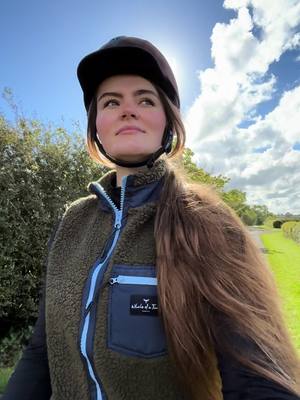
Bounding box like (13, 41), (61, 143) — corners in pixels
(261, 230), (300, 351)
(0, 367), (13, 394)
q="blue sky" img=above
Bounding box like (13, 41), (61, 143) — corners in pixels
(0, 0), (234, 128)
(1, 0), (300, 213)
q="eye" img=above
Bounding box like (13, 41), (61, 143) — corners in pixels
(140, 98), (155, 106)
(103, 99), (119, 108)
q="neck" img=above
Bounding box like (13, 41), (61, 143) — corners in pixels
(115, 165), (143, 187)
(115, 160), (164, 187)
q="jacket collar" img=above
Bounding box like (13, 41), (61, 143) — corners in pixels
(88, 158), (167, 211)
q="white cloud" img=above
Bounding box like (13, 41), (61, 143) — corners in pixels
(184, 0), (300, 214)
(284, 32), (300, 51)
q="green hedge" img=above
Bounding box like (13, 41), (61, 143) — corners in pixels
(0, 367), (13, 394)
(293, 224), (300, 245)
(282, 221), (297, 237)
(0, 115), (107, 366)
(264, 217), (276, 228)
(282, 221), (300, 245)
(273, 220), (284, 228)
(0, 326), (33, 368)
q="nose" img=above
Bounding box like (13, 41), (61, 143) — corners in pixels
(121, 111), (137, 119)
(120, 102), (139, 119)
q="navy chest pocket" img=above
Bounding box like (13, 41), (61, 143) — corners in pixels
(108, 264), (167, 358)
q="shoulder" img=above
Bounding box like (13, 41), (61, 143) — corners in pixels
(54, 194), (103, 238)
(65, 193), (99, 215)
(47, 194), (97, 246)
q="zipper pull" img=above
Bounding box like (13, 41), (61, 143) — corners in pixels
(109, 277), (118, 285)
(114, 210), (122, 229)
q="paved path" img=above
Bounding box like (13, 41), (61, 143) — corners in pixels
(248, 227), (273, 254)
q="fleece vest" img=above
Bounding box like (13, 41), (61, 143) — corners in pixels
(45, 158), (187, 400)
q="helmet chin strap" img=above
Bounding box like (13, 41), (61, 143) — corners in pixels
(94, 129), (173, 169)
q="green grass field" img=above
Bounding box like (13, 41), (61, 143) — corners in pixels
(0, 367), (13, 394)
(261, 230), (300, 352)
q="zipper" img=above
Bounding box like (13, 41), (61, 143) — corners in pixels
(109, 275), (157, 286)
(79, 175), (128, 400)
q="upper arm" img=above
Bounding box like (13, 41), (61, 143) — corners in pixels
(217, 343), (300, 400)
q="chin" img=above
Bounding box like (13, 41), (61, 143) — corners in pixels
(111, 146), (154, 160)
(110, 147), (154, 159)
(113, 153), (151, 162)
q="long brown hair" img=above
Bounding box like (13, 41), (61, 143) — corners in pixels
(155, 166), (300, 398)
(86, 80), (300, 399)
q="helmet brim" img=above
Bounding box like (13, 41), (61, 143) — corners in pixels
(77, 46), (180, 111)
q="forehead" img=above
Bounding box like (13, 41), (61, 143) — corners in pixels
(96, 74), (157, 95)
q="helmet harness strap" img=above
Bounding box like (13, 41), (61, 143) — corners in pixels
(94, 128), (173, 169)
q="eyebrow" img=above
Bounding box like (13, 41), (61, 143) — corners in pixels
(97, 89), (158, 102)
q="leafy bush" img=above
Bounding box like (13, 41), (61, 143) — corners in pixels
(0, 326), (33, 368)
(0, 367), (13, 393)
(273, 220), (284, 229)
(281, 221), (300, 245)
(264, 217), (276, 228)
(0, 115), (107, 346)
(292, 223), (300, 245)
(282, 221), (298, 238)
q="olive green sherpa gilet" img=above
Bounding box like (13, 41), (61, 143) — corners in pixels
(46, 159), (187, 400)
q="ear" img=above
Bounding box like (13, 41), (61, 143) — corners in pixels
(95, 131), (102, 143)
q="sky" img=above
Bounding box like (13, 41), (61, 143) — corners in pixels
(1, 0), (300, 214)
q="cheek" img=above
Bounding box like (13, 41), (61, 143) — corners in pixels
(148, 110), (167, 136)
(95, 113), (110, 136)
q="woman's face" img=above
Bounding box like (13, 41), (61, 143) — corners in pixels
(95, 75), (167, 162)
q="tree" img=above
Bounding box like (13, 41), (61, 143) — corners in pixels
(252, 205), (269, 225)
(221, 189), (247, 215)
(180, 149), (264, 225)
(182, 148), (229, 190)
(240, 206), (257, 226)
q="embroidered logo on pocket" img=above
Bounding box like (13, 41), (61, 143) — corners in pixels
(130, 295), (158, 316)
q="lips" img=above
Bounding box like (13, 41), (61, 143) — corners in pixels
(116, 125), (145, 135)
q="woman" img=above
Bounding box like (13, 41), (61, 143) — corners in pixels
(3, 36), (300, 400)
